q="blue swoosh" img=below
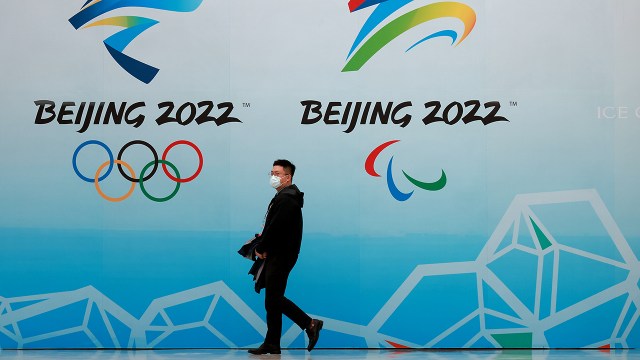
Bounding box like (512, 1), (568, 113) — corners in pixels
(70, 0), (203, 29)
(347, 0), (411, 59)
(406, 29), (457, 52)
(386, 157), (413, 202)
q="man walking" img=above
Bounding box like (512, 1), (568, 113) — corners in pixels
(248, 159), (322, 355)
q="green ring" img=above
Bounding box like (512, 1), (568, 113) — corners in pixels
(139, 160), (180, 202)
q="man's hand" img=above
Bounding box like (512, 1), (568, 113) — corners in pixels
(255, 249), (267, 259)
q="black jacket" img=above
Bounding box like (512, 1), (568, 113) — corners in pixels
(237, 235), (266, 293)
(256, 184), (304, 258)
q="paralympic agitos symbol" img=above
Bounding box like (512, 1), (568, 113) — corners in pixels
(69, 0), (203, 84)
(73, 140), (203, 202)
(365, 140), (446, 201)
(344, 0), (476, 71)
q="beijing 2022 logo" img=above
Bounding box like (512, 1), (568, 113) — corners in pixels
(344, 0), (476, 71)
(365, 140), (446, 201)
(72, 140), (203, 202)
(69, 0), (203, 83)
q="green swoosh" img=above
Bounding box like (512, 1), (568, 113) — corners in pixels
(402, 169), (447, 191)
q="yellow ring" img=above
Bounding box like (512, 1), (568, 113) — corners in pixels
(94, 160), (136, 202)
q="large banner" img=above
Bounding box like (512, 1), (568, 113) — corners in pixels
(1, 0), (639, 349)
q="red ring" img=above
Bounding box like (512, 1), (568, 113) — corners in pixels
(161, 140), (203, 183)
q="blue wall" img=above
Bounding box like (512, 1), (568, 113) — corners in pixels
(1, 0), (639, 349)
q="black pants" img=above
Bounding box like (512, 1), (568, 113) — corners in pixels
(263, 254), (311, 346)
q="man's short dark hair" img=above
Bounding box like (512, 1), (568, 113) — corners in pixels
(273, 159), (295, 177)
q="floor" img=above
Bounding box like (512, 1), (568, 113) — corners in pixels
(0, 349), (638, 360)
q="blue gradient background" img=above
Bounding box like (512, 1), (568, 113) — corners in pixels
(1, 0), (639, 349)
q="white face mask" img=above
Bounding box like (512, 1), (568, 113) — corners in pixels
(270, 175), (281, 189)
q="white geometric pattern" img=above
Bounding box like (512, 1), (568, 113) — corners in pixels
(0, 286), (137, 348)
(1, 190), (638, 349)
(362, 189), (640, 348)
(134, 282), (266, 348)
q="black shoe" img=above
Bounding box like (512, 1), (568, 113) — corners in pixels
(248, 343), (281, 355)
(306, 319), (323, 351)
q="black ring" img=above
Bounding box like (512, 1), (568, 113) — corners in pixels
(117, 140), (158, 183)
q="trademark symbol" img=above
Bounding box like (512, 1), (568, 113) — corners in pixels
(243, 102), (251, 108)
(510, 101), (518, 107)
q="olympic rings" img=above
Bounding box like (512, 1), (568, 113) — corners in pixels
(95, 160), (137, 202)
(140, 160), (180, 202)
(162, 140), (203, 183)
(72, 139), (203, 201)
(117, 140), (158, 183)
(73, 140), (114, 182)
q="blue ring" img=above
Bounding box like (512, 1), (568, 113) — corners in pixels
(72, 140), (114, 182)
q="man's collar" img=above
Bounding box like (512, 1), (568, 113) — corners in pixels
(276, 183), (292, 194)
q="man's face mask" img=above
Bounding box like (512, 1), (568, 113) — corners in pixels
(270, 175), (281, 189)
